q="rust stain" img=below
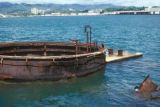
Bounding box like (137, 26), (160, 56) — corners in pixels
(0, 42), (106, 81)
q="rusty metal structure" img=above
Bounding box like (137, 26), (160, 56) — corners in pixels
(0, 26), (106, 81)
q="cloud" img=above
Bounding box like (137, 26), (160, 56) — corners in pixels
(0, 0), (160, 6)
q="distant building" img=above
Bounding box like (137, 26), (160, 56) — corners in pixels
(103, 12), (117, 15)
(70, 13), (77, 16)
(145, 7), (160, 14)
(88, 9), (103, 14)
(31, 8), (47, 15)
(78, 12), (100, 16)
(145, 7), (160, 12)
(51, 12), (61, 16)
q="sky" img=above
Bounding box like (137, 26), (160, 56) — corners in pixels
(0, 0), (160, 6)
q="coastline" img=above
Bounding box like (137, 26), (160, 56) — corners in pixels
(1, 14), (160, 19)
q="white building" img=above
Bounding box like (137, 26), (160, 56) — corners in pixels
(51, 12), (61, 16)
(145, 7), (160, 15)
(78, 12), (100, 16)
(103, 12), (117, 15)
(31, 8), (46, 15)
(88, 9), (103, 13)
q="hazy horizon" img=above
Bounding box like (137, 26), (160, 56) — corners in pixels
(0, 0), (160, 6)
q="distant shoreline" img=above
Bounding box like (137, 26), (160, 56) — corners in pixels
(1, 14), (160, 19)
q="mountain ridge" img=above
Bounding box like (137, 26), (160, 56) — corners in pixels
(0, 2), (119, 13)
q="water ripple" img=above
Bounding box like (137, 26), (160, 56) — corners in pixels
(0, 16), (160, 107)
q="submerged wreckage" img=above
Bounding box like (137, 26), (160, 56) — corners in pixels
(0, 25), (106, 81)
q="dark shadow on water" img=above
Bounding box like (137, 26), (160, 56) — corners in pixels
(0, 68), (106, 107)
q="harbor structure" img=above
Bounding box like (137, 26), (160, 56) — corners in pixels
(103, 7), (160, 15)
(0, 26), (106, 81)
(0, 25), (144, 82)
(0, 42), (106, 81)
(145, 7), (160, 14)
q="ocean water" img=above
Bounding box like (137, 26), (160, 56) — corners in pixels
(0, 15), (160, 107)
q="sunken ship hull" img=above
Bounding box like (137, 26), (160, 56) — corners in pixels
(0, 42), (106, 81)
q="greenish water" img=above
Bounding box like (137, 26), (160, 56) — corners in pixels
(0, 15), (160, 107)
(0, 71), (106, 107)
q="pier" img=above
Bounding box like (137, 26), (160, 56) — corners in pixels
(105, 49), (143, 63)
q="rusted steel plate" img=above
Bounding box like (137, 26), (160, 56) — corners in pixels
(0, 42), (106, 81)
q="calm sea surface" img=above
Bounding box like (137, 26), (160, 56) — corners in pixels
(0, 16), (160, 107)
